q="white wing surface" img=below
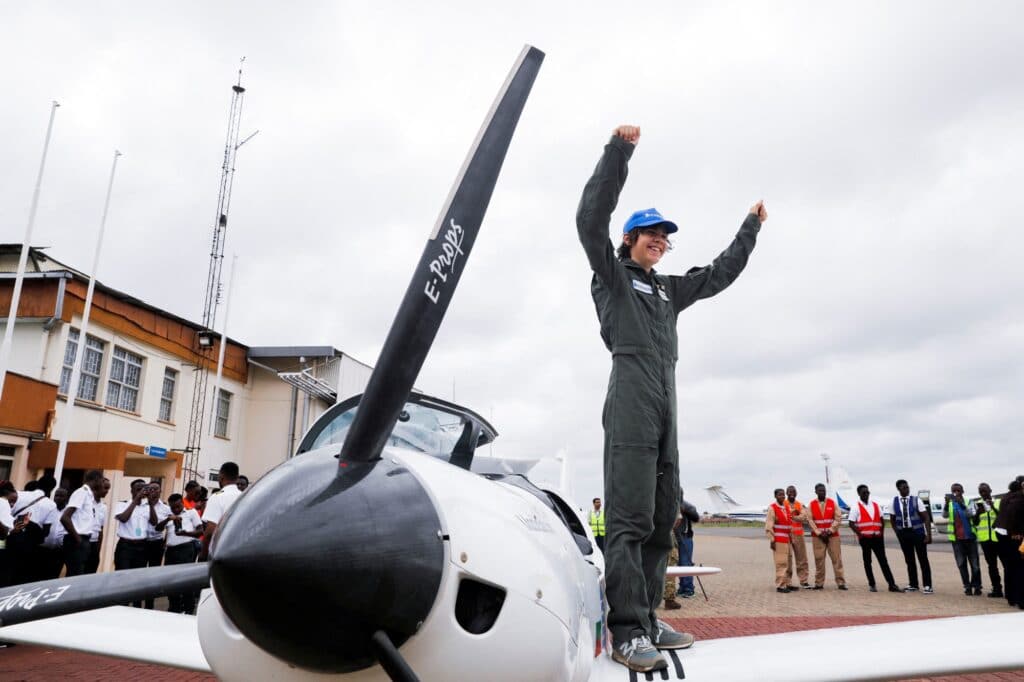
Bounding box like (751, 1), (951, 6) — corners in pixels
(591, 612), (1024, 681)
(0, 605), (211, 672)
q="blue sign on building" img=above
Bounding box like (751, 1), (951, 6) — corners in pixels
(144, 445), (167, 459)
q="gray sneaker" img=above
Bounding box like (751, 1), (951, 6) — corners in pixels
(611, 635), (668, 672)
(653, 619), (696, 650)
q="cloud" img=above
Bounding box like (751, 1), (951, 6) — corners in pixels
(2, 1), (1021, 511)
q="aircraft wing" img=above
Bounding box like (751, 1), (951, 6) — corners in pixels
(0, 605), (211, 673)
(591, 612), (1024, 681)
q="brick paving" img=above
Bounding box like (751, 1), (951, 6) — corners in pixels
(0, 534), (1020, 680)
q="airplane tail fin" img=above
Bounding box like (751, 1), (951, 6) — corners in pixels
(704, 485), (743, 513)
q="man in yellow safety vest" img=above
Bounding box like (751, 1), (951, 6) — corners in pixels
(590, 497), (606, 552)
(972, 482), (1003, 598)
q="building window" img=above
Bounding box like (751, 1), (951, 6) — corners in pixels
(60, 329), (106, 402)
(214, 389), (232, 438)
(106, 346), (144, 412)
(159, 368), (178, 422)
(0, 445), (14, 483)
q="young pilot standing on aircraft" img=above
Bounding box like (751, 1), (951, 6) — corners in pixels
(576, 124), (764, 673)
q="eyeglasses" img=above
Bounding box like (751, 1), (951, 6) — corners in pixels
(637, 228), (673, 251)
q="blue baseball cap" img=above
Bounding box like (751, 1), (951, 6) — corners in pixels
(622, 208), (678, 235)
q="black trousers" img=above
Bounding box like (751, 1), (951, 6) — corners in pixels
(896, 529), (932, 589)
(164, 543), (198, 614)
(39, 546), (65, 580)
(62, 534), (91, 576)
(595, 535), (605, 552)
(114, 540), (148, 608)
(84, 541), (102, 574)
(980, 539), (1002, 594)
(858, 535), (896, 587)
(996, 534), (1022, 607)
(142, 539), (165, 610)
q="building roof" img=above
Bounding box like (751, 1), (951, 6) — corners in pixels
(1, 244), (247, 348)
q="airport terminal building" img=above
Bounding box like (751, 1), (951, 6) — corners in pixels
(1, 244), (372, 568)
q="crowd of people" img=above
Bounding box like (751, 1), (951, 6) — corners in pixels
(0, 461), (249, 614)
(764, 477), (1024, 611)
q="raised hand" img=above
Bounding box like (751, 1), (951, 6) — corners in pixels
(613, 124), (641, 146)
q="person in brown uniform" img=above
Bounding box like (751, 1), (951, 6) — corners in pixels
(766, 488), (794, 592)
(784, 485), (811, 589)
(808, 482), (847, 590)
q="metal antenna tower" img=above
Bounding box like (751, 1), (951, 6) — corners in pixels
(184, 59), (258, 483)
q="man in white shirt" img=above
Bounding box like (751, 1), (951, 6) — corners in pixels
(60, 469), (105, 576)
(199, 461), (243, 561)
(9, 486), (57, 584)
(40, 488), (69, 579)
(141, 482), (171, 609)
(890, 479), (933, 594)
(85, 478), (111, 574)
(0, 482), (20, 587)
(113, 479), (152, 607)
(161, 493), (204, 613)
(848, 484), (900, 593)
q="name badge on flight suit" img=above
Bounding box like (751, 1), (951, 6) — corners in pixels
(657, 284), (669, 301)
(631, 279), (653, 295)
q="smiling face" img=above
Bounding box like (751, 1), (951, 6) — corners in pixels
(627, 226), (671, 271)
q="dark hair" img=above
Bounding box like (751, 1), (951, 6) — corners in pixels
(185, 480), (200, 491)
(773, 488), (784, 496)
(1009, 480), (1023, 493)
(84, 469), (104, 484)
(951, 482), (963, 491)
(856, 484), (869, 494)
(895, 479), (908, 488)
(25, 481), (39, 492)
(617, 229), (638, 260)
(814, 482), (826, 489)
(220, 461), (240, 479)
(168, 493), (183, 504)
(0, 481), (16, 496)
(131, 478), (146, 488)
(593, 498), (600, 503)
(37, 475), (57, 495)
(238, 475), (249, 483)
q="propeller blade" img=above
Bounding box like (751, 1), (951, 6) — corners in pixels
(0, 562), (209, 627)
(339, 44), (544, 464)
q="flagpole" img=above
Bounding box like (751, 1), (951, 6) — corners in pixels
(0, 101), (60, 400)
(53, 150), (122, 487)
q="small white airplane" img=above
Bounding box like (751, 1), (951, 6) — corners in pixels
(703, 485), (767, 522)
(1, 45), (1023, 682)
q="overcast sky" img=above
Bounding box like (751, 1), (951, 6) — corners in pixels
(3, 2), (1021, 511)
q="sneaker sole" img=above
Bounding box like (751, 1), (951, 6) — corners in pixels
(655, 638), (695, 650)
(611, 650), (669, 672)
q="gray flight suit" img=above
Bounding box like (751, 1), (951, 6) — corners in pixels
(576, 136), (760, 644)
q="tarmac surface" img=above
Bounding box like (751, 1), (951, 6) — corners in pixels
(1, 531), (1020, 681)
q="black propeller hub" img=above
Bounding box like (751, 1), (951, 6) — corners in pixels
(210, 449), (445, 673)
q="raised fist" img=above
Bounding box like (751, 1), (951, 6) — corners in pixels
(613, 125), (641, 146)
(750, 200), (768, 223)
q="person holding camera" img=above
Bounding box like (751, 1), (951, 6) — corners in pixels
(160, 493), (204, 613)
(946, 483), (982, 595)
(113, 479), (152, 607)
(973, 482), (1003, 598)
